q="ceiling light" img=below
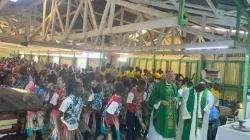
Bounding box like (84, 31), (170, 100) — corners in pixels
(11, 0), (18, 2)
(115, 53), (129, 56)
(141, 30), (146, 34)
(186, 46), (228, 50)
(117, 57), (127, 62)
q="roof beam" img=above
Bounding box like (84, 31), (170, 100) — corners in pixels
(223, 7), (250, 15)
(247, 0), (250, 6)
(168, 0), (179, 9)
(30, 0), (44, 7)
(0, 0), (12, 10)
(183, 26), (227, 41)
(116, 0), (172, 18)
(205, 0), (219, 17)
(129, 0), (248, 24)
(134, 48), (245, 55)
(32, 16), (179, 41)
(76, 40), (235, 51)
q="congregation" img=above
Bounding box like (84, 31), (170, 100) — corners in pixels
(0, 56), (222, 140)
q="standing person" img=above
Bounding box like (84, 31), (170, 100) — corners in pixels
(211, 83), (221, 111)
(148, 70), (178, 140)
(100, 67), (106, 77)
(84, 75), (104, 139)
(124, 80), (146, 140)
(14, 65), (29, 89)
(45, 78), (67, 140)
(176, 81), (214, 140)
(127, 67), (134, 78)
(102, 82), (124, 140)
(58, 82), (84, 140)
(145, 75), (155, 101)
(103, 74), (115, 104)
(25, 76), (47, 140)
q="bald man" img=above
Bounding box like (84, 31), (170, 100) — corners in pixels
(148, 70), (179, 140)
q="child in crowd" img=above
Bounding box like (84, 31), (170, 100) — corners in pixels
(59, 82), (84, 140)
(124, 80), (146, 140)
(102, 82), (124, 140)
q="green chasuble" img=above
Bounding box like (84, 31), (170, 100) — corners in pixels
(181, 87), (208, 140)
(148, 79), (178, 138)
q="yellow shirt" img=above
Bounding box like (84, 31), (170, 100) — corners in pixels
(100, 71), (106, 77)
(105, 68), (112, 74)
(133, 71), (140, 77)
(127, 71), (134, 78)
(142, 74), (147, 81)
(181, 84), (187, 88)
(211, 89), (220, 99)
(117, 72), (124, 79)
(155, 73), (163, 79)
(211, 89), (220, 106)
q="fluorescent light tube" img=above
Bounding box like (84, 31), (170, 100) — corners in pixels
(186, 46), (229, 50)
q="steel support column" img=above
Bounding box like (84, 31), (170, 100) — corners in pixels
(178, 0), (187, 26)
(99, 52), (105, 69)
(59, 54), (61, 65)
(152, 55), (156, 71)
(242, 26), (250, 118)
(73, 52), (76, 67)
(234, 0), (250, 119)
(235, 7), (241, 46)
(99, 52), (102, 69)
(30, 51), (32, 62)
(86, 53), (89, 68)
(47, 53), (50, 63)
(197, 55), (204, 82)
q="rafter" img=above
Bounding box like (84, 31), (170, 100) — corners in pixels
(205, 0), (219, 17)
(116, 0), (172, 18)
(93, 0), (111, 48)
(247, 0), (250, 6)
(168, 0), (178, 9)
(108, 0), (117, 34)
(0, 0), (12, 10)
(65, 0), (84, 38)
(33, 16), (179, 41)
(129, 0), (248, 25)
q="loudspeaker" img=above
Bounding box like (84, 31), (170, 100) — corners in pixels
(20, 42), (28, 47)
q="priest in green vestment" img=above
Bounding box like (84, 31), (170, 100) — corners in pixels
(148, 70), (179, 140)
(176, 81), (214, 140)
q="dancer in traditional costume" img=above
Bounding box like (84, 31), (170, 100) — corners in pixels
(103, 74), (114, 104)
(124, 80), (146, 140)
(84, 75), (104, 139)
(46, 79), (66, 140)
(58, 82), (84, 140)
(102, 82), (124, 140)
(25, 76), (47, 140)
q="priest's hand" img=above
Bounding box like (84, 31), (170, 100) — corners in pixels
(161, 100), (168, 106)
(172, 97), (178, 103)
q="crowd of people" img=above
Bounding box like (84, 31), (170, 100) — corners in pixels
(0, 56), (222, 140)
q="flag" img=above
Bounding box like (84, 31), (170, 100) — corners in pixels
(201, 68), (221, 83)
